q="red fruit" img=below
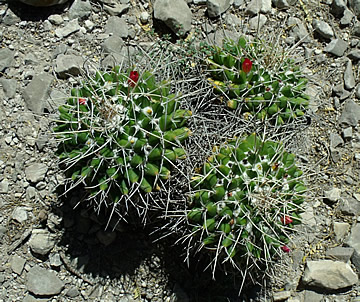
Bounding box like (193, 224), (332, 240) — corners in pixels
(242, 58), (252, 74)
(281, 245), (291, 253)
(281, 215), (293, 225)
(128, 71), (139, 87)
(79, 98), (87, 105)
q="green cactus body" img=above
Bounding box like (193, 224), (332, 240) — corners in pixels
(54, 67), (191, 210)
(206, 37), (309, 123)
(187, 134), (305, 268)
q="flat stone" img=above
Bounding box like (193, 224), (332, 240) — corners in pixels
(331, 0), (347, 17)
(273, 290), (291, 301)
(303, 290), (323, 302)
(49, 253), (62, 268)
(23, 73), (53, 114)
(11, 255), (26, 275)
(340, 9), (354, 27)
(55, 54), (84, 79)
(0, 180), (9, 194)
(324, 187), (341, 203)
(339, 197), (360, 216)
(348, 49), (360, 61)
(0, 48), (15, 72)
(68, 0), (92, 20)
(0, 78), (17, 98)
(333, 222), (350, 242)
(330, 132), (344, 148)
(326, 247), (354, 262)
(349, 0), (360, 18)
(245, 0), (261, 15)
(27, 266), (64, 296)
(302, 260), (358, 290)
(102, 35), (125, 55)
(343, 127), (353, 139)
(249, 14), (267, 31)
(339, 100), (360, 126)
(153, 0), (192, 36)
(11, 207), (29, 223)
(55, 19), (80, 38)
(356, 84), (360, 99)
(344, 60), (356, 90)
(207, 0), (232, 17)
(25, 163), (48, 183)
(287, 17), (311, 43)
(140, 11), (150, 24)
(103, 3), (129, 16)
(48, 14), (63, 25)
(28, 229), (56, 255)
(312, 19), (334, 40)
(18, 0), (68, 6)
(324, 39), (348, 56)
(66, 286), (80, 297)
(346, 223), (360, 271)
(105, 16), (128, 38)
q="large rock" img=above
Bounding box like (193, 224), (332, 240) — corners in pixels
(339, 100), (360, 126)
(153, 0), (192, 36)
(25, 163), (48, 183)
(18, 0), (68, 6)
(105, 16), (129, 38)
(27, 266), (64, 296)
(68, 0), (92, 20)
(23, 74), (53, 114)
(302, 260), (358, 290)
(346, 223), (360, 271)
(55, 54), (84, 79)
(28, 229), (56, 255)
(207, 0), (233, 17)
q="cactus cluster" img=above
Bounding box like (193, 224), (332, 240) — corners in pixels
(206, 37), (310, 124)
(186, 134), (306, 269)
(53, 66), (192, 211)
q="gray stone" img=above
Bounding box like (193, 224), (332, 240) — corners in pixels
(273, 291), (291, 301)
(324, 187), (341, 203)
(288, 17), (310, 43)
(68, 0), (92, 20)
(0, 225), (6, 240)
(55, 54), (84, 79)
(96, 230), (117, 246)
(344, 60), (355, 90)
(324, 39), (348, 56)
(27, 266), (64, 296)
(103, 3), (129, 16)
(0, 78), (17, 98)
(356, 84), (360, 99)
(11, 255), (26, 275)
(233, 0), (244, 7)
(55, 19), (81, 38)
(330, 132), (344, 148)
(0, 180), (9, 194)
(339, 197), (360, 216)
(154, 0), (192, 36)
(340, 9), (354, 26)
(0, 48), (15, 72)
(303, 290), (323, 302)
(302, 260), (358, 290)
(140, 11), (150, 24)
(102, 36), (125, 55)
(343, 127), (353, 139)
(326, 247), (354, 262)
(207, 0), (232, 17)
(331, 0), (347, 17)
(26, 186), (36, 200)
(312, 20), (334, 40)
(348, 49), (360, 61)
(249, 14), (267, 31)
(66, 286), (80, 297)
(346, 223), (360, 271)
(3, 9), (21, 25)
(333, 222), (350, 242)
(245, 0), (261, 15)
(339, 100), (360, 126)
(349, 0), (360, 18)
(23, 73), (53, 114)
(11, 207), (28, 223)
(25, 163), (48, 183)
(48, 14), (64, 25)
(18, 0), (68, 6)
(28, 229), (56, 255)
(260, 0), (272, 13)
(49, 253), (62, 268)
(105, 16), (129, 38)
(354, 21), (360, 37)
(272, 0), (290, 8)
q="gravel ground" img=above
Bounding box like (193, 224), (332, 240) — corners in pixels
(1, 0), (360, 301)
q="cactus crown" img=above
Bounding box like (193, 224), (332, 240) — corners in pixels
(207, 37), (310, 125)
(187, 134), (306, 271)
(53, 66), (192, 213)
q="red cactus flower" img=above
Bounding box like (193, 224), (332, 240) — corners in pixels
(281, 245), (291, 253)
(242, 58), (252, 74)
(128, 71), (139, 87)
(281, 215), (293, 225)
(79, 98), (87, 105)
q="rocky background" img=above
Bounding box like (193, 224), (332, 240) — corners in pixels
(1, 0), (360, 301)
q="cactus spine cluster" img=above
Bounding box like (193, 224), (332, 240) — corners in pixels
(186, 134), (305, 269)
(207, 37), (310, 124)
(53, 66), (192, 211)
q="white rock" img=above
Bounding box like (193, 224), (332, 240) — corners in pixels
(28, 229), (56, 255)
